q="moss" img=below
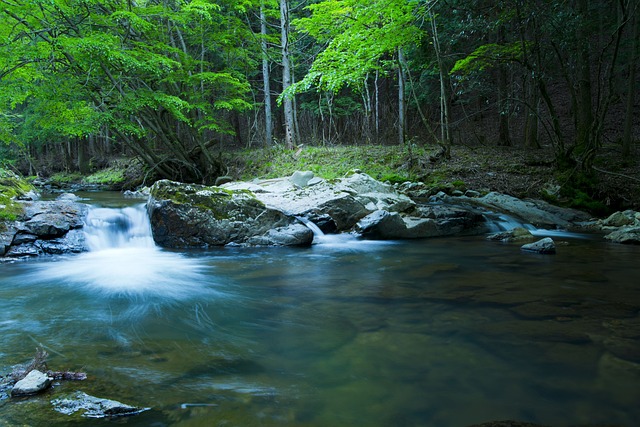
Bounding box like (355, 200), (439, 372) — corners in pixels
(230, 144), (434, 183)
(49, 172), (83, 186)
(83, 167), (126, 185)
(0, 168), (33, 221)
(150, 181), (264, 221)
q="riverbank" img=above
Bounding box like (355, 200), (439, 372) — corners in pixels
(23, 143), (639, 217)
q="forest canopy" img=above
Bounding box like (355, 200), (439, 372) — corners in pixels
(0, 0), (637, 190)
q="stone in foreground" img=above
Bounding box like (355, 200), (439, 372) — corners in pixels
(11, 370), (51, 396)
(520, 237), (556, 254)
(51, 391), (149, 418)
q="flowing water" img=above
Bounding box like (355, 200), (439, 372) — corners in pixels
(1, 193), (639, 426)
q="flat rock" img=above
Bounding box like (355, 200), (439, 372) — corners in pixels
(51, 391), (149, 418)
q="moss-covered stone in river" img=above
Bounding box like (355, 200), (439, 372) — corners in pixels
(149, 179), (264, 221)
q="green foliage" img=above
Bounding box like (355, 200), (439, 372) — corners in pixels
(283, 0), (422, 98)
(556, 171), (609, 216)
(451, 42), (526, 75)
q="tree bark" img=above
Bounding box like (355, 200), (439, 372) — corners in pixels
(280, 0), (296, 148)
(622, 7), (638, 156)
(261, 2), (273, 146)
(398, 48), (407, 146)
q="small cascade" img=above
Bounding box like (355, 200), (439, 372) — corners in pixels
(33, 203), (214, 300)
(483, 212), (591, 239)
(83, 204), (155, 251)
(296, 216), (326, 240)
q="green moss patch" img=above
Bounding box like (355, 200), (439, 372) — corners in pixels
(0, 168), (33, 221)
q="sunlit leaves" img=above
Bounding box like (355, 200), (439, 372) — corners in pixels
(285, 0), (422, 96)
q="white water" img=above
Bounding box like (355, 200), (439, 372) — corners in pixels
(485, 213), (591, 239)
(297, 215), (397, 250)
(33, 204), (214, 299)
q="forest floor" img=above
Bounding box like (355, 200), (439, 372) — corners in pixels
(231, 142), (640, 216)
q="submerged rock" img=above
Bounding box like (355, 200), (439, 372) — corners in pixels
(11, 370), (51, 396)
(486, 227), (535, 242)
(51, 391), (149, 418)
(148, 180), (313, 248)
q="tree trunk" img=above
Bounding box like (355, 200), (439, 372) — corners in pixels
(398, 48), (406, 146)
(261, 2), (273, 146)
(77, 137), (90, 174)
(622, 8), (638, 156)
(430, 11), (451, 156)
(575, 0), (593, 154)
(280, 0), (296, 148)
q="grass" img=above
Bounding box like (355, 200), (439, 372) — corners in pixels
(231, 144), (438, 184)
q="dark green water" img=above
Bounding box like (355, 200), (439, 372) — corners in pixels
(1, 193), (639, 426)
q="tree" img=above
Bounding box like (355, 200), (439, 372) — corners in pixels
(0, 0), (254, 182)
(283, 0), (421, 146)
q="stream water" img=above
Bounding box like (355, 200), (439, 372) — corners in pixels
(1, 192), (639, 426)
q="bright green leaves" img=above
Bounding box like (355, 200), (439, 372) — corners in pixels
(285, 0), (422, 96)
(451, 42), (526, 75)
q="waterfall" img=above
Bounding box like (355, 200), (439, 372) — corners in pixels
(83, 204), (155, 251)
(32, 202), (215, 300)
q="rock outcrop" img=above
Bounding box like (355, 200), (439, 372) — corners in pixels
(589, 210), (640, 244)
(1, 196), (88, 257)
(147, 179), (313, 248)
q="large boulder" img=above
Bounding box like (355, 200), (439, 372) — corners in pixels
(223, 172), (416, 232)
(356, 205), (487, 239)
(147, 180), (313, 248)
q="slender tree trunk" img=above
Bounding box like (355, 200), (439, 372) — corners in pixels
(430, 11), (451, 155)
(575, 0), (594, 153)
(398, 48), (407, 146)
(77, 137), (89, 174)
(623, 8), (638, 156)
(280, 0), (296, 148)
(261, 2), (273, 146)
(375, 70), (380, 143)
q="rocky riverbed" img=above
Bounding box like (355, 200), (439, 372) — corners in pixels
(2, 171), (640, 259)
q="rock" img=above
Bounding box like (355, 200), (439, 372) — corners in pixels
(223, 172), (415, 232)
(462, 192), (590, 228)
(147, 180), (313, 247)
(11, 370), (51, 396)
(356, 205), (488, 240)
(356, 210), (408, 239)
(2, 200), (88, 257)
(601, 210), (637, 228)
(521, 237), (556, 254)
(289, 170), (314, 188)
(487, 227), (534, 242)
(604, 226), (640, 244)
(51, 391), (149, 418)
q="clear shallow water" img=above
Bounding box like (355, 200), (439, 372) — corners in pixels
(1, 194), (639, 426)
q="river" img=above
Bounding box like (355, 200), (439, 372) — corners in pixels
(1, 192), (639, 426)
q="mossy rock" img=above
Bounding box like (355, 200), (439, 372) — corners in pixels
(0, 168), (34, 221)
